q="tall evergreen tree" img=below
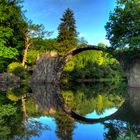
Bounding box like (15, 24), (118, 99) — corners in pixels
(57, 8), (78, 55)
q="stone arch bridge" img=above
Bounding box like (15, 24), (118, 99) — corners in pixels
(31, 45), (140, 87)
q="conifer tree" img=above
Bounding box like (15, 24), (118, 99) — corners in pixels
(57, 8), (78, 55)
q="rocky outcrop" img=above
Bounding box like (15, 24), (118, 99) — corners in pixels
(0, 73), (20, 83)
(31, 53), (64, 83)
(0, 73), (20, 92)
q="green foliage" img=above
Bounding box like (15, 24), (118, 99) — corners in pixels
(0, 59), (9, 72)
(26, 97), (43, 117)
(27, 50), (40, 65)
(62, 50), (125, 82)
(105, 0), (140, 50)
(57, 8), (78, 55)
(55, 111), (75, 140)
(0, 0), (26, 68)
(0, 104), (17, 118)
(0, 104), (19, 138)
(96, 95), (104, 114)
(31, 38), (57, 51)
(0, 86), (48, 139)
(7, 62), (29, 79)
(62, 83), (125, 115)
(0, 47), (19, 59)
(27, 22), (51, 39)
(105, 122), (138, 140)
(26, 38), (58, 66)
(6, 83), (29, 101)
(7, 90), (21, 101)
(7, 62), (23, 73)
(0, 0), (25, 55)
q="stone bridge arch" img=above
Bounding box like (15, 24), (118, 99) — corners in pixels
(31, 45), (123, 83)
(31, 45), (140, 87)
(62, 45), (116, 63)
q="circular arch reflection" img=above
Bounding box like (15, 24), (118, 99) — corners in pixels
(30, 83), (140, 125)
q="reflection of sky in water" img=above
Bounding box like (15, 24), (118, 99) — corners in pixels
(30, 108), (117, 140)
(30, 117), (58, 140)
(86, 107), (117, 118)
(73, 108), (117, 140)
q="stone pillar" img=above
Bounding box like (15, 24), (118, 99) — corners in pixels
(126, 60), (140, 87)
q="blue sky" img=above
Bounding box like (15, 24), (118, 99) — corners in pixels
(23, 0), (116, 45)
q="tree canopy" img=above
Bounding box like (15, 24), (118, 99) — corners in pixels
(0, 0), (27, 71)
(0, 0), (26, 58)
(105, 0), (140, 50)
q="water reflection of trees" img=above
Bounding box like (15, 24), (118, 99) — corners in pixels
(1, 82), (140, 139)
(0, 85), (49, 139)
(61, 84), (140, 139)
(55, 111), (75, 140)
(30, 82), (126, 140)
(0, 103), (22, 139)
(61, 83), (125, 115)
(104, 121), (138, 140)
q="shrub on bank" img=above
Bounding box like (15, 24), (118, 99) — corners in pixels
(7, 62), (29, 79)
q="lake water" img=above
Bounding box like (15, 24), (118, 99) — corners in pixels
(0, 82), (140, 140)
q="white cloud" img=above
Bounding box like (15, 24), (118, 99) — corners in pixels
(79, 32), (87, 38)
(101, 38), (110, 46)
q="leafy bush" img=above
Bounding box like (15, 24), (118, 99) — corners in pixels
(7, 62), (29, 79)
(27, 49), (41, 66)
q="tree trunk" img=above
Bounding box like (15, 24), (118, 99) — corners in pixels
(22, 95), (28, 122)
(22, 34), (30, 66)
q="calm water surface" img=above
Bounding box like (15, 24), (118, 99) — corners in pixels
(0, 82), (140, 140)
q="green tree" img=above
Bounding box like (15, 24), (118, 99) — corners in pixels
(57, 8), (78, 55)
(21, 21), (51, 66)
(30, 38), (56, 51)
(0, 0), (51, 69)
(0, 0), (26, 71)
(105, 0), (140, 50)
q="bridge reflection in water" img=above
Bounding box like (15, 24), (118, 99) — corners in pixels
(30, 83), (140, 139)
